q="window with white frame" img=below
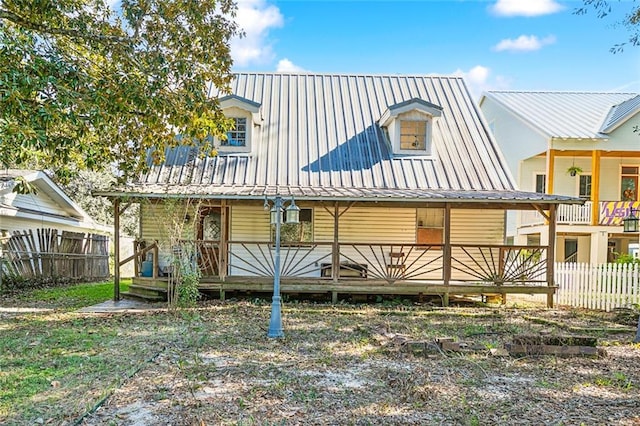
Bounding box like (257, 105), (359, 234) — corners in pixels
(222, 117), (247, 147)
(578, 174), (591, 199)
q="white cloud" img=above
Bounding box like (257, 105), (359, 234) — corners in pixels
(276, 58), (307, 72)
(493, 35), (556, 52)
(231, 0), (284, 67)
(490, 0), (563, 17)
(453, 65), (511, 99)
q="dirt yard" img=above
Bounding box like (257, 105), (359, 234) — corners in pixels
(73, 301), (640, 426)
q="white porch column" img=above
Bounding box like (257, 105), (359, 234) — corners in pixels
(590, 230), (608, 264)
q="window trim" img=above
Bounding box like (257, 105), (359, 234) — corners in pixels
(393, 116), (433, 156)
(577, 173), (592, 199)
(620, 165), (639, 201)
(221, 117), (248, 148)
(399, 119), (429, 152)
(534, 173), (546, 194)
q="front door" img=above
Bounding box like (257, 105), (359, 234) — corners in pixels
(197, 207), (225, 276)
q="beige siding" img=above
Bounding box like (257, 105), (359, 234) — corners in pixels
(450, 209), (504, 244)
(140, 201), (506, 279)
(229, 204), (270, 241)
(335, 206), (416, 243)
(140, 201), (199, 266)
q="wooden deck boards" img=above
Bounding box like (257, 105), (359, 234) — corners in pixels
(131, 276), (556, 297)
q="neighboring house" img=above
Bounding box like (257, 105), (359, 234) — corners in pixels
(0, 170), (109, 235)
(479, 91), (640, 264)
(96, 73), (579, 306)
(0, 169), (111, 281)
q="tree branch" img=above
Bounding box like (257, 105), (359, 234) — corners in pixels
(0, 8), (129, 45)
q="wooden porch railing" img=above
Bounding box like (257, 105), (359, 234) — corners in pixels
(168, 240), (551, 288)
(450, 245), (547, 285)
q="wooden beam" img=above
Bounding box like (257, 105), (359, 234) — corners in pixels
(547, 204), (557, 308)
(591, 150), (601, 226)
(443, 203), (451, 306)
(219, 200), (228, 281)
(118, 200), (132, 216)
(532, 204), (550, 221)
(113, 198), (121, 302)
(547, 149), (556, 194)
(332, 202), (339, 283)
(545, 149), (640, 158)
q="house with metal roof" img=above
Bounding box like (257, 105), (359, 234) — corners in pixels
(479, 91), (640, 264)
(99, 73), (580, 306)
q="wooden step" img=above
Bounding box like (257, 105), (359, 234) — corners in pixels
(129, 283), (168, 293)
(121, 291), (166, 302)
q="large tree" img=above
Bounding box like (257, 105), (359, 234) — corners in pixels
(576, 0), (640, 53)
(0, 0), (239, 183)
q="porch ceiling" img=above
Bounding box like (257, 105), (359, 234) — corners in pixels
(95, 184), (582, 207)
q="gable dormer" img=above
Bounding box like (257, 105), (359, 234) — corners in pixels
(217, 95), (262, 153)
(379, 98), (442, 156)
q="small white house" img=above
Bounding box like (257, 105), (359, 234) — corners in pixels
(0, 169), (109, 236)
(1, 170), (113, 281)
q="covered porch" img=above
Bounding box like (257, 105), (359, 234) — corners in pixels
(110, 196), (571, 307)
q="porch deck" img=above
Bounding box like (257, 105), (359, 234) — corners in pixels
(130, 275), (556, 305)
(123, 239), (556, 306)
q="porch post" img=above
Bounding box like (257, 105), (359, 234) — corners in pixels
(113, 198), (121, 302)
(546, 204), (557, 308)
(546, 149), (556, 194)
(332, 202), (339, 284)
(442, 203), (451, 307)
(591, 150), (601, 226)
(219, 200), (228, 282)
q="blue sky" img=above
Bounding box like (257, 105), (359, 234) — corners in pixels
(229, 0), (640, 97)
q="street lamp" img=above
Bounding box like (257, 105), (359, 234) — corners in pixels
(623, 208), (639, 233)
(264, 195), (299, 338)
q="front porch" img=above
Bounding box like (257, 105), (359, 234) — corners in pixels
(125, 239), (556, 306)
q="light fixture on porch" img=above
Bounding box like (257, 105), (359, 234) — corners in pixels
(623, 208), (639, 233)
(264, 195), (300, 338)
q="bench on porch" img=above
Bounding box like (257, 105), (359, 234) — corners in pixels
(320, 262), (368, 278)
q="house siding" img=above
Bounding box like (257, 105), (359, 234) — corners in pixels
(141, 202), (503, 279)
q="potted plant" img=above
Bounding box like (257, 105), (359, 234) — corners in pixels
(567, 165), (583, 176)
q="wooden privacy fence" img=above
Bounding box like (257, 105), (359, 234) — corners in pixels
(3, 229), (110, 281)
(555, 262), (640, 311)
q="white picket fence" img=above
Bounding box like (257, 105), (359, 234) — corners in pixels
(555, 262), (640, 311)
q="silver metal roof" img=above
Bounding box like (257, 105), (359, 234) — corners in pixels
(104, 73), (581, 204)
(601, 94), (640, 133)
(482, 91), (639, 139)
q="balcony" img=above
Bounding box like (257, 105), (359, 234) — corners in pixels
(520, 201), (592, 227)
(520, 200), (640, 228)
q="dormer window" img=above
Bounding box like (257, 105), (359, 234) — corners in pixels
(400, 120), (428, 151)
(216, 95), (262, 154)
(379, 98), (442, 156)
(223, 117), (248, 147)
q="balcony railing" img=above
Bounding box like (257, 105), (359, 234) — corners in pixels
(520, 201), (592, 227)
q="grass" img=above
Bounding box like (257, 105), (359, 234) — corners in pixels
(0, 283), (639, 425)
(13, 279), (130, 311)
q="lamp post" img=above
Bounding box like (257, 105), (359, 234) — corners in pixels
(623, 208), (639, 233)
(265, 195), (300, 338)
